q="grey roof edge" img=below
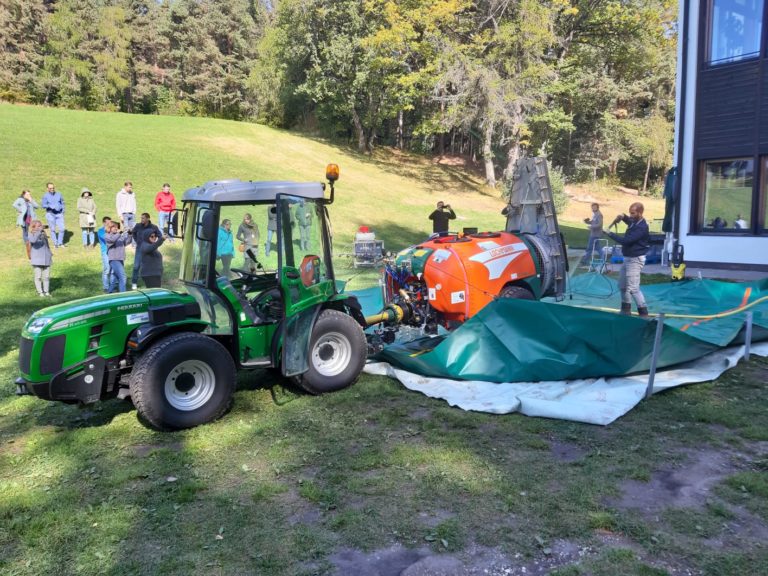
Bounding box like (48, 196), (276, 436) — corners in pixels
(181, 180), (325, 203)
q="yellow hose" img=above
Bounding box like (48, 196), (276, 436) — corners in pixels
(586, 294), (768, 320)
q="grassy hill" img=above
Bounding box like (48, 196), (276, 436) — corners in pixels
(1, 103), (508, 252)
(1, 103), (665, 256)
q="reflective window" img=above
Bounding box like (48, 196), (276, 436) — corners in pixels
(708, 0), (764, 65)
(700, 159), (753, 232)
(217, 205), (278, 277)
(179, 203), (214, 284)
(277, 195), (329, 283)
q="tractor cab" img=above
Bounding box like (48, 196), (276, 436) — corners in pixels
(175, 172), (340, 376)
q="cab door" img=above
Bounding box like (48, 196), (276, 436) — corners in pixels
(276, 194), (335, 376)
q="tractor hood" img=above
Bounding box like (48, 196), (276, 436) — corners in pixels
(22, 289), (195, 339)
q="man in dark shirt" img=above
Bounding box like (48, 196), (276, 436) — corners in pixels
(428, 201), (456, 234)
(604, 202), (650, 317)
(131, 212), (161, 289)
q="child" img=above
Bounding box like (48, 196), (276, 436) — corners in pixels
(27, 219), (53, 297)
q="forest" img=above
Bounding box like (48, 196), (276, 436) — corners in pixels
(1, 0), (677, 190)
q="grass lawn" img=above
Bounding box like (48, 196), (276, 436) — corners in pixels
(1, 104), (766, 575)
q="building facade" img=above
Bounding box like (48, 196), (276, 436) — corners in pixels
(675, 0), (768, 268)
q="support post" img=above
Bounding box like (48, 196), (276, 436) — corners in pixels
(744, 311), (753, 361)
(646, 313), (666, 399)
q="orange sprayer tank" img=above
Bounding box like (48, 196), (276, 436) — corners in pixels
(416, 232), (537, 323)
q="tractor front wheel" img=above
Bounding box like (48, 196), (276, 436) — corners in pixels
(293, 309), (367, 395)
(130, 332), (236, 430)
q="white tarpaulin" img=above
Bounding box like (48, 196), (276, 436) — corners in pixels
(364, 342), (768, 425)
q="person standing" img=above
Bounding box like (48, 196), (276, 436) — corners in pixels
(105, 222), (131, 293)
(217, 219), (235, 277)
(604, 202), (650, 317)
(27, 220), (53, 297)
(428, 201), (456, 234)
(154, 183), (176, 240)
(581, 203), (603, 264)
(295, 200), (313, 250)
(116, 181), (137, 236)
(13, 189), (39, 243)
(97, 216), (113, 292)
(131, 213), (161, 289)
(77, 188), (97, 248)
(236, 213), (260, 271)
(41, 182), (66, 248)
(140, 231), (165, 288)
(265, 205), (277, 257)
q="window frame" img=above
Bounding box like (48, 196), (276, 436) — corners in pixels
(758, 157), (768, 233)
(705, 0), (765, 67)
(695, 157), (757, 234)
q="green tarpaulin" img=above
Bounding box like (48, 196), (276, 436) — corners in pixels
(369, 277), (768, 383)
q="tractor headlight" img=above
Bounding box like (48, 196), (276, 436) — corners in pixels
(27, 317), (53, 334)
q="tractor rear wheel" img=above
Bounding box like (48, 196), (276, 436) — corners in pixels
(129, 332), (236, 430)
(500, 285), (535, 300)
(293, 309), (367, 395)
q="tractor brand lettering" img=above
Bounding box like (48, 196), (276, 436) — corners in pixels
(469, 243), (527, 280)
(50, 309), (110, 331)
(126, 312), (150, 325)
(117, 304), (143, 311)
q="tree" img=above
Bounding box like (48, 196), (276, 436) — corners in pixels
(0, 0), (46, 102)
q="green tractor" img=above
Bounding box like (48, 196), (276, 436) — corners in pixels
(16, 165), (368, 430)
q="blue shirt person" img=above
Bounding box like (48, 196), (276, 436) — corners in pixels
(41, 182), (66, 247)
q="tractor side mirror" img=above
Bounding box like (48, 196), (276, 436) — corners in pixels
(198, 210), (217, 241)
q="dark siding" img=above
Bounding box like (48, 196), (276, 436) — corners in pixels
(695, 61), (759, 159)
(760, 59), (768, 151)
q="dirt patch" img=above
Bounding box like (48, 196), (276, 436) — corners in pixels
(550, 440), (587, 463)
(328, 541), (595, 576)
(610, 447), (738, 513)
(416, 509), (454, 528)
(433, 155), (468, 167)
(329, 545), (432, 576)
(408, 407), (432, 420)
(278, 486), (324, 526)
(132, 441), (183, 458)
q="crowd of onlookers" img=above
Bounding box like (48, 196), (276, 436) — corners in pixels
(12, 181), (177, 297)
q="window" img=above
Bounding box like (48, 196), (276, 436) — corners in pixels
(699, 159), (754, 231)
(708, 0), (764, 65)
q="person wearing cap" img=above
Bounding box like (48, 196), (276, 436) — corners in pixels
(77, 188), (97, 248)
